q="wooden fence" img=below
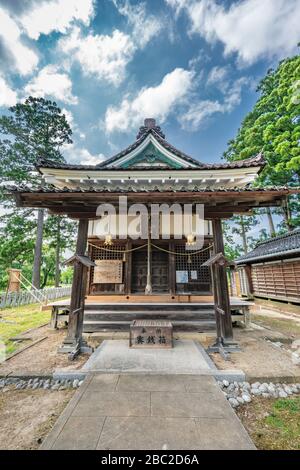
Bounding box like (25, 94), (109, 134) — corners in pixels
(0, 286), (72, 309)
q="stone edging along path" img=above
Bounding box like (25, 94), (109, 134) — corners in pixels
(0, 377), (83, 391)
(1, 375), (300, 411)
(218, 380), (300, 409)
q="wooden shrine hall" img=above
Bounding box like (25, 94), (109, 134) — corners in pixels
(11, 118), (298, 357)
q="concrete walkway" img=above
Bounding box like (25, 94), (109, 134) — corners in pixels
(40, 373), (255, 450)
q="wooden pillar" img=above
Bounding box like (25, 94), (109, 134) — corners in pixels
(63, 219), (89, 349)
(125, 240), (132, 294)
(169, 241), (176, 295)
(7, 269), (22, 292)
(145, 215), (152, 294)
(212, 219), (233, 342)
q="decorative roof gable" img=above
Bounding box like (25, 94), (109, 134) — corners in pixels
(97, 118), (203, 169)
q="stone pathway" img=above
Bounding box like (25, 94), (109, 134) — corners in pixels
(40, 373), (255, 450)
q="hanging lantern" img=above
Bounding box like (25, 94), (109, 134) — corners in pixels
(186, 233), (196, 247)
(104, 234), (113, 246)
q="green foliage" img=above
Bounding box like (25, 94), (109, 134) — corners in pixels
(224, 54), (300, 231)
(0, 97), (75, 289)
(223, 53), (300, 257)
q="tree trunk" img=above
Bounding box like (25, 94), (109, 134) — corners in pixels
(282, 197), (293, 232)
(240, 216), (248, 254)
(266, 207), (276, 237)
(55, 217), (61, 287)
(32, 208), (44, 289)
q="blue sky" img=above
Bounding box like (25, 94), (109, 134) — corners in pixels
(0, 0), (299, 168)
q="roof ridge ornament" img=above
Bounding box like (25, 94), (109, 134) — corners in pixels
(136, 118), (165, 140)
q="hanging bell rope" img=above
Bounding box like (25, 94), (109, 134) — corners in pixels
(88, 241), (148, 253)
(88, 240), (214, 257)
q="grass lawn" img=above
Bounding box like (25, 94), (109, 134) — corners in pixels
(238, 397), (300, 450)
(0, 303), (51, 356)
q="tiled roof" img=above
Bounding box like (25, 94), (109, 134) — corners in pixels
(236, 228), (300, 264)
(9, 184), (294, 194)
(36, 150), (265, 172)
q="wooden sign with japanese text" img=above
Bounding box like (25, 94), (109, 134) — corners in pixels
(93, 260), (123, 283)
(130, 320), (173, 349)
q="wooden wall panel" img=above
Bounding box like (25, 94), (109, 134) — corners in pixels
(251, 259), (300, 303)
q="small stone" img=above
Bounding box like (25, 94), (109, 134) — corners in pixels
(222, 380), (229, 387)
(291, 339), (300, 350)
(228, 398), (239, 408)
(291, 385), (298, 393)
(72, 379), (79, 388)
(283, 385), (293, 395)
(291, 352), (300, 365)
(78, 381), (83, 387)
(259, 384), (268, 393)
(252, 382), (261, 389)
(51, 384), (60, 390)
(237, 397), (244, 405)
(278, 390), (288, 398)
(32, 383), (39, 390)
(262, 392), (270, 398)
(242, 393), (252, 403)
(251, 388), (261, 396)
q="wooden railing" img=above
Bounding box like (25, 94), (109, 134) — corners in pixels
(0, 286), (72, 309)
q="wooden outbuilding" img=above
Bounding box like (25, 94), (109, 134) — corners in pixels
(236, 229), (300, 304)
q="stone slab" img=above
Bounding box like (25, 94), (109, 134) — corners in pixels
(40, 373), (255, 451)
(51, 416), (105, 450)
(97, 416), (201, 450)
(150, 390), (229, 419)
(82, 339), (213, 374)
(72, 391), (150, 417)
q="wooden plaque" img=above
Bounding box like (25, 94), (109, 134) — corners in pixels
(93, 260), (123, 283)
(130, 320), (173, 349)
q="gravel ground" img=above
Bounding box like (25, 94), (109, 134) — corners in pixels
(0, 387), (74, 449)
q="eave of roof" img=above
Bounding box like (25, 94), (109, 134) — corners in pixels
(236, 228), (300, 264)
(37, 151), (266, 173)
(9, 185), (295, 194)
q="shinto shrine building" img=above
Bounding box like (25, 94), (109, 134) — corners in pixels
(11, 118), (298, 357)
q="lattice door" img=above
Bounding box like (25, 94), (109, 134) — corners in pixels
(175, 245), (211, 294)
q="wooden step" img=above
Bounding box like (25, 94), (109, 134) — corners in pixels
(84, 310), (215, 322)
(83, 303), (214, 312)
(83, 320), (216, 333)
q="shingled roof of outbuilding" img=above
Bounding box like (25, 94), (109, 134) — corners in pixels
(236, 228), (300, 264)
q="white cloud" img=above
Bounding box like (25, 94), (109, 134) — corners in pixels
(105, 68), (194, 133)
(63, 144), (105, 165)
(0, 7), (38, 75)
(112, 0), (162, 47)
(58, 2), (162, 86)
(24, 65), (78, 104)
(207, 66), (229, 87)
(58, 27), (135, 86)
(180, 77), (249, 130)
(19, 0), (95, 40)
(61, 108), (74, 127)
(167, 0), (300, 65)
(0, 76), (17, 107)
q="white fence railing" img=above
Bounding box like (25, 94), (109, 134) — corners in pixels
(0, 286), (72, 309)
